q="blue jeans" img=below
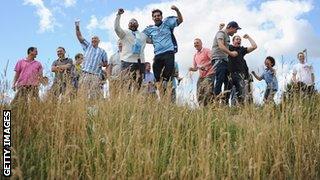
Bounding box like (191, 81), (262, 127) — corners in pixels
(213, 59), (229, 96)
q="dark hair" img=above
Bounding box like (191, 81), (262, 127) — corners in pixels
(75, 53), (83, 60)
(57, 46), (66, 52)
(27, 47), (37, 55)
(145, 62), (151, 65)
(152, 9), (162, 16)
(266, 56), (275, 67)
(297, 52), (304, 58)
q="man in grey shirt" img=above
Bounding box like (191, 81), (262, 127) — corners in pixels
(51, 47), (73, 98)
(211, 21), (240, 100)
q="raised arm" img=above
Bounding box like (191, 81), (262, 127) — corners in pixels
(114, 8), (126, 39)
(243, 34), (257, 53)
(75, 21), (85, 43)
(171, 5), (183, 25)
(251, 71), (263, 81)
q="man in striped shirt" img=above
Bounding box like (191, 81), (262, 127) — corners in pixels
(75, 21), (108, 100)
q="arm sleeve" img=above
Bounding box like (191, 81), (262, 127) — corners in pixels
(243, 47), (248, 55)
(81, 39), (90, 51)
(14, 61), (21, 73)
(101, 51), (108, 64)
(142, 27), (151, 37)
(164, 16), (178, 29)
(216, 31), (225, 40)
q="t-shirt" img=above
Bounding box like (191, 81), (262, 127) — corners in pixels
(109, 51), (121, 77)
(212, 30), (230, 60)
(14, 58), (43, 87)
(193, 48), (214, 78)
(228, 45), (248, 74)
(292, 62), (314, 85)
(262, 68), (278, 90)
(52, 58), (73, 84)
(143, 16), (179, 55)
(81, 39), (108, 75)
(114, 15), (148, 63)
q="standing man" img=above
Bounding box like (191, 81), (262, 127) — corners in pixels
(75, 21), (108, 100)
(143, 5), (183, 95)
(114, 8), (148, 90)
(51, 47), (73, 99)
(211, 21), (240, 101)
(292, 51), (315, 94)
(11, 47), (45, 105)
(107, 40), (122, 97)
(228, 34), (257, 104)
(189, 38), (214, 106)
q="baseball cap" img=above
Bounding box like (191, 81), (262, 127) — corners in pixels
(227, 21), (241, 30)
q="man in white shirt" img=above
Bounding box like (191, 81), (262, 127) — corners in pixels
(114, 8), (148, 91)
(292, 51), (315, 94)
(107, 40), (122, 79)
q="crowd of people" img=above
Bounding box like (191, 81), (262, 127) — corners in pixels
(10, 6), (316, 107)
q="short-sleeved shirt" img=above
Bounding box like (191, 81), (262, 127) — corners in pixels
(292, 62), (314, 85)
(143, 16), (179, 55)
(109, 51), (121, 77)
(14, 58), (43, 87)
(228, 45), (248, 74)
(52, 58), (73, 84)
(212, 30), (230, 60)
(193, 48), (214, 78)
(262, 68), (278, 90)
(81, 39), (108, 75)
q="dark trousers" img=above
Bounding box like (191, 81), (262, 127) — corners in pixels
(213, 59), (229, 96)
(229, 72), (246, 103)
(121, 60), (145, 90)
(153, 52), (175, 82)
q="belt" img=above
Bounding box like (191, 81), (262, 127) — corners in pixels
(82, 71), (98, 76)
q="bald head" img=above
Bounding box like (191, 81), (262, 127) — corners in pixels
(91, 36), (100, 47)
(194, 38), (203, 51)
(129, 18), (139, 31)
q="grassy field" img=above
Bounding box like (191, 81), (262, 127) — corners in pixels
(1, 89), (320, 179)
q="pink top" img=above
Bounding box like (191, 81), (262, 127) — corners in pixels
(14, 58), (43, 87)
(193, 48), (214, 78)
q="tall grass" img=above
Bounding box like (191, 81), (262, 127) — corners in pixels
(1, 86), (320, 179)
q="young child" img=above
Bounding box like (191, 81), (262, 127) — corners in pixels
(72, 53), (83, 91)
(252, 56), (278, 102)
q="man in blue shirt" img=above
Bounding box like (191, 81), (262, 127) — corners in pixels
(75, 21), (108, 100)
(143, 5), (183, 96)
